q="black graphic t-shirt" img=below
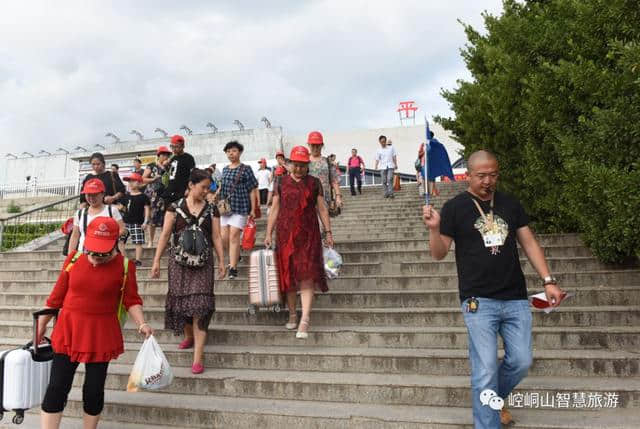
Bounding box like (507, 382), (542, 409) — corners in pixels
(439, 191), (529, 302)
(162, 153), (195, 203)
(121, 193), (151, 225)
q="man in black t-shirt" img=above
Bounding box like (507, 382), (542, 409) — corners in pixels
(162, 134), (196, 205)
(422, 150), (565, 428)
(79, 153), (126, 207)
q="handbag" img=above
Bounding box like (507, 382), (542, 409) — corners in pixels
(216, 165), (244, 216)
(326, 158), (341, 217)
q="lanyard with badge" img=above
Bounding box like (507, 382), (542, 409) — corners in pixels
(471, 195), (505, 251)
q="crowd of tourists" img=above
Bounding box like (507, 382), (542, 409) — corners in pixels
(35, 130), (566, 429)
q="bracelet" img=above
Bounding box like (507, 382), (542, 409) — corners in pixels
(138, 322), (149, 333)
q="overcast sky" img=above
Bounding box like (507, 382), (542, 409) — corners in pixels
(0, 1), (504, 154)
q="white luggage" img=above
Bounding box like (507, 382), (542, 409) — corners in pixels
(0, 309), (58, 425)
(247, 249), (282, 315)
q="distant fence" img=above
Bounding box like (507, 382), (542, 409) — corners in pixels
(0, 195), (78, 252)
(0, 180), (79, 200)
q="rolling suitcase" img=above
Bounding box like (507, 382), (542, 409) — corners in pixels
(0, 308), (58, 425)
(247, 249), (282, 315)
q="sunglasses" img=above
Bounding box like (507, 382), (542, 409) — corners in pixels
(87, 250), (112, 258)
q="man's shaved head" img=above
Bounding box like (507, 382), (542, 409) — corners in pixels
(467, 150), (499, 172)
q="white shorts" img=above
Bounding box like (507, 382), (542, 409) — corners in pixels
(220, 213), (248, 230)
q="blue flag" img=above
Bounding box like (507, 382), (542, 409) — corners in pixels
(426, 124), (454, 181)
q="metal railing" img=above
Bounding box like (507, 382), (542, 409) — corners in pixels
(0, 195), (79, 252)
(0, 180), (79, 200)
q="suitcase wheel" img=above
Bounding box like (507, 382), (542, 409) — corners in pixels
(13, 413), (24, 425)
(273, 304), (281, 313)
(247, 305), (257, 316)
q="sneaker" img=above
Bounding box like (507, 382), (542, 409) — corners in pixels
(229, 267), (238, 279)
(296, 319), (310, 339)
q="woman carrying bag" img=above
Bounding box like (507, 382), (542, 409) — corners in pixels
(37, 217), (152, 429)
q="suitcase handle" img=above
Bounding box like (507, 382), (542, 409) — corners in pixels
(32, 309), (59, 357)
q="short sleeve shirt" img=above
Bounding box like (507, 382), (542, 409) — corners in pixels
(439, 191), (530, 302)
(73, 205), (122, 251)
(309, 157), (338, 206)
(375, 146), (397, 169)
(219, 164), (259, 215)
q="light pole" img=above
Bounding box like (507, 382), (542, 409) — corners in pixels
(261, 117), (272, 128)
(154, 128), (168, 137)
(179, 125), (193, 135)
(206, 122), (218, 133)
(105, 133), (120, 143)
(130, 130), (144, 140)
(233, 120), (245, 131)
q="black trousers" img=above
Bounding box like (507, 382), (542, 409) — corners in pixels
(42, 353), (109, 416)
(259, 188), (269, 205)
(349, 168), (362, 195)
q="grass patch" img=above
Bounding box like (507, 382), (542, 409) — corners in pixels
(1, 222), (61, 251)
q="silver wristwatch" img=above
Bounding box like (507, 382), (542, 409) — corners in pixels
(542, 275), (557, 286)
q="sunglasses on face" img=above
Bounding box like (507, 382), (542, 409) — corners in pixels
(87, 250), (112, 258)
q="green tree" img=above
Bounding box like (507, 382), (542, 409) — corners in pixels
(438, 0), (640, 262)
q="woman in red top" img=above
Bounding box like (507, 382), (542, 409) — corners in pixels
(37, 217), (152, 429)
(264, 146), (334, 339)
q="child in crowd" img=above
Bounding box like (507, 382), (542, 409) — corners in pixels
(120, 173), (151, 266)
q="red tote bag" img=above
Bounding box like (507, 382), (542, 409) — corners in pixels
(242, 218), (257, 251)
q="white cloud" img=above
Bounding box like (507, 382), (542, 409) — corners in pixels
(0, 0), (503, 154)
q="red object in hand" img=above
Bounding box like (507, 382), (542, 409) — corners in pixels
(242, 219), (257, 251)
(531, 292), (568, 309)
(61, 217), (74, 235)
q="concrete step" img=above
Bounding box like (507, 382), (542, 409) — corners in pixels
(17, 388), (640, 429)
(3, 286), (638, 309)
(4, 271), (639, 295)
(3, 338), (635, 378)
(67, 365), (640, 409)
(0, 234), (587, 260)
(4, 322), (639, 351)
(0, 246), (596, 271)
(5, 305), (640, 327)
(1, 257), (628, 281)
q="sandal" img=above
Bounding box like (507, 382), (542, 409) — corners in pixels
(296, 319), (310, 339)
(285, 315), (298, 330)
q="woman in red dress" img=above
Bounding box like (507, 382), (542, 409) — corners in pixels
(264, 146), (334, 339)
(37, 217), (152, 429)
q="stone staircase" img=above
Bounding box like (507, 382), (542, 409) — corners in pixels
(1, 182), (639, 428)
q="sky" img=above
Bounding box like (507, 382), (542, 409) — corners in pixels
(0, 0), (504, 155)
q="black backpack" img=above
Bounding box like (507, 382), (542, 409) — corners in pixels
(171, 199), (210, 268)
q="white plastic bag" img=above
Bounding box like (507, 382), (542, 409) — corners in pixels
(323, 247), (343, 280)
(127, 335), (173, 392)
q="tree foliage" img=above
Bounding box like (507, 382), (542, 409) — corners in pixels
(437, 0), (640, 262)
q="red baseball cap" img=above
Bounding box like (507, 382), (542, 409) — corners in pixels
(274, 166), (287, 176)
(307, 131), (324, 145)
(289, 146), (310, 163)
(170, 135), (185, 145)
(124, 173), (144, 183)
(81, 178), (106, 194)
(275, 150), (285, 158)
(83, 217), (119, 253)
(157, 145), (171, 155)
(259, 158), (267, 164)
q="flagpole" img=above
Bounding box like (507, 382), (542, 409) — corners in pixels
(424, 117), (430, 206)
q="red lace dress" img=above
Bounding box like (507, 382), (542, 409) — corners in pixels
(275, 175), (328, 293)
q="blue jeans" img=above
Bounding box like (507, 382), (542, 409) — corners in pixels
(462, 298), (533, 429)
(381, 168), (395, 196)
